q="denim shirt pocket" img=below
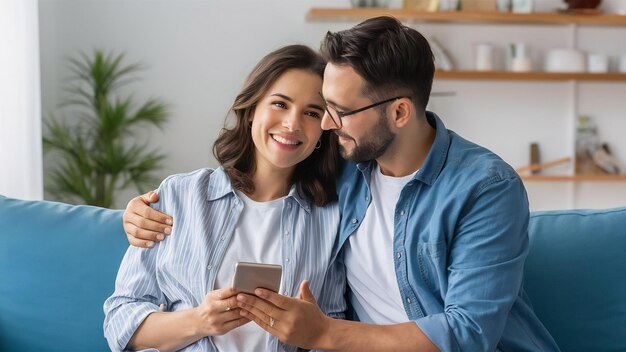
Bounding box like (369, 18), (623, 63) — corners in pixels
(417, 241), (446, 296)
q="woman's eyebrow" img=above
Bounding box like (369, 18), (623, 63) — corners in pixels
(271, 93), (324, 111)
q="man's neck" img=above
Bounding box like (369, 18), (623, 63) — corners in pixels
(377, 113), (435, 177)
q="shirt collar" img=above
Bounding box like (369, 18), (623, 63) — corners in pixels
(206, 167), (311, 213)
(355, 111), (450, 186)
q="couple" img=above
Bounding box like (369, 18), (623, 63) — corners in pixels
(104, 16), (560, 352)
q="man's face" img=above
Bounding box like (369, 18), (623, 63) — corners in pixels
(321, 63), (395, 163)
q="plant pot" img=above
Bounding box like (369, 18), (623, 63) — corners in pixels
(564, 0), (601, 9)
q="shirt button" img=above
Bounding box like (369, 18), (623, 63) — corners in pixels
(207, 265), (212, 270)
(286, 258), (290, 262)
(406, 297), (411, 304)
(400, 210), (405, 216)
(351, 218), (358, 224)
(397, 252), (402, 259)
(365, 196), (369, 201)
(284, 232), (289, 236)
(220, 236), (225, 241)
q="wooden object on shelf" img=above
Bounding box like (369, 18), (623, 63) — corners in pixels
(306, 8), (626, 26)
(530, 143), (540, 174)
(434, 70), (626, 81)
(460, 0), (496, 12)
(404, 0), (438, 11)
(515, 157), (626, 182)
(516, 157), (571, 174)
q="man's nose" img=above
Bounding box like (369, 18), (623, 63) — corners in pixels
(320, 110), (339, 131)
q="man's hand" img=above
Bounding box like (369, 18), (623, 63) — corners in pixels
(123, 191), (173, 248)
(194, 287), (251, 336)
(236, 280), (331, 349)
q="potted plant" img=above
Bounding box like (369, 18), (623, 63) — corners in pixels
(43, 50), (168, 208)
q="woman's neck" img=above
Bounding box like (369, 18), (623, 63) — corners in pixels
(247, 163), (294, 202)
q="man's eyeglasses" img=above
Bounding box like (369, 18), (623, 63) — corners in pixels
(319, 93), (406, 128)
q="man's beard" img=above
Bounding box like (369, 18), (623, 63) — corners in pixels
(336, 112), (395, 163)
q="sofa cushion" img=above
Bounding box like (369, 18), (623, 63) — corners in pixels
(0, 196), (128, 351)
(526, 206), (626, 352)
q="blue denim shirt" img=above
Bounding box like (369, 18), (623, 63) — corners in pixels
(334, 112), (560, 352)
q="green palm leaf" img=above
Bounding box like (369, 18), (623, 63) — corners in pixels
(43, 50), (169, 208)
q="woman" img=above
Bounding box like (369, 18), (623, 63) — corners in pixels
(103, 45), (345, 352)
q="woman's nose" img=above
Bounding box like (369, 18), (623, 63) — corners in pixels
(282, 111), (301, 131)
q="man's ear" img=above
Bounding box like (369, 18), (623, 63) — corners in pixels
(390, 97), (413, 129)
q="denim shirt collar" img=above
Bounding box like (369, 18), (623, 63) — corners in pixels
(355, 111), (450, 186)
(206, 166), (311, 213)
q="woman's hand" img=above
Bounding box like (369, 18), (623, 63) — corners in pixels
(195, 287), (251, 336)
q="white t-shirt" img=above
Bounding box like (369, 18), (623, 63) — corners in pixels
(344, 164), (417, 324)
(212, 190), (283, 352)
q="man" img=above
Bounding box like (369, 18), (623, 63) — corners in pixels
(122, 16), (559, 351)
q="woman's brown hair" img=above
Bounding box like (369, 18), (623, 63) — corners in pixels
(213, 45), (339, 206)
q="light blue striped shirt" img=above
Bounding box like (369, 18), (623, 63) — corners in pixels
(104, 167), (346, 351)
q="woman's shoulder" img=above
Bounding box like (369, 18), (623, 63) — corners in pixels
(154, 168), (224, 209)
(159, 168), (216, 187)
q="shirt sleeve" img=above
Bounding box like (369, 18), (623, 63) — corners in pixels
(103, 241), (166, 351)
(415, 176), (530, 352)
(103, 185), (170, 352)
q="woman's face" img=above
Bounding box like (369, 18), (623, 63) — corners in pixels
(250, 68), (325, 173)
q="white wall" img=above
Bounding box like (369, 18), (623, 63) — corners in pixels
(38, 0), (626, 210)
(0, 0), (43, 200)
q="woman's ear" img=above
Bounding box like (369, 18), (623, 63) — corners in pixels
(390, 98), (412, 129)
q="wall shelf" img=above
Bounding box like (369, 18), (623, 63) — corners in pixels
(307, 7), (626, 204)
(435, 71), (626, 81)
(521, 175), (626, 182)
(307, 8), (626, 26)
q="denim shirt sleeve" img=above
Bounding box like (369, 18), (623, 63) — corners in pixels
(415, 176), (530, 352)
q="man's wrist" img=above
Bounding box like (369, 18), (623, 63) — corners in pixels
(316, 315), (341, 350)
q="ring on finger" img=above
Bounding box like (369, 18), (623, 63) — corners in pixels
(225, 302), (231, 312)
(269, 317), (275, 328)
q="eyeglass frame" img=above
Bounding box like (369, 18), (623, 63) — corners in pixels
(318, 93), (407, 128)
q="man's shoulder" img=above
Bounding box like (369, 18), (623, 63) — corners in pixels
(445, 131), (519, 183)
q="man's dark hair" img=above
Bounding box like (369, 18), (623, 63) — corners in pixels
(320, 16), (435, 111)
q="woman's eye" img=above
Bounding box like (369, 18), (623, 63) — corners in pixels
(272, 101), (287, 109)
(305, 111), (322, 119)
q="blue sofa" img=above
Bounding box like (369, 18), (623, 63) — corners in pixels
(1, 195), (625, 351)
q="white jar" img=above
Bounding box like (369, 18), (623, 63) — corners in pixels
(475, 43), (495, 71)
(587, 54), (609, 73)
(512, 0), (533, 13)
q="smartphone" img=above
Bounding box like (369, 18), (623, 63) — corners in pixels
(231, 262), (282, 295)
